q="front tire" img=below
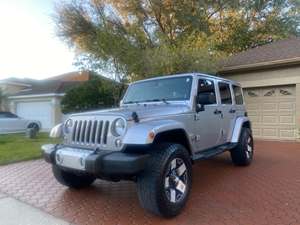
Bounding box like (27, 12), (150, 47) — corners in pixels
(137, 143), (192, 217)
(230, 128), (254, 166)
(52, 166), (96, 189)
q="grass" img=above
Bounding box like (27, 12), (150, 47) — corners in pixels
(0, 133), (60, 165)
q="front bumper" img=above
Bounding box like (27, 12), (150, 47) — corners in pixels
(42, 144), (150, 177)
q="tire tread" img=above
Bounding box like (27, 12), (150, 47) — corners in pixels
(230, 128), (253, 166)
(137, 143), (191, 217)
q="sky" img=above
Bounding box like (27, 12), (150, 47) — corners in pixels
(0, 0), (76, 80)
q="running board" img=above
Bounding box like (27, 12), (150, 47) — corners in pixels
(192, 143), (236, 161)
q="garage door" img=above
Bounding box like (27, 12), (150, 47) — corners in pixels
(244, 85), (296, 140)
(16, 101), (52, 130)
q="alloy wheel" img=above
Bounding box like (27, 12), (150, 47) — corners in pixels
(245, 137), (253, 159)
(164, 158), (188, 203)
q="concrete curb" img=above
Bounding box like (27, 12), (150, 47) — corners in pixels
(0, 197), (70, 225)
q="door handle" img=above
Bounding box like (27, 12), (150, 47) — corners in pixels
(214, 109), (222, 115)
(229, 108), (236, 113)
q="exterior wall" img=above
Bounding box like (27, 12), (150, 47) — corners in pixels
(0, 100), (8, 111)
(221, 65), (300, 140)
(0, 87), (7, 111)
(52, 97), (64, 125)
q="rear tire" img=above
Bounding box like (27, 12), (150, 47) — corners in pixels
(230, 128), (254, 166)
(137, 143), (192, 217)
(28, 123), (40, 132)
(52, 166), (96, 189)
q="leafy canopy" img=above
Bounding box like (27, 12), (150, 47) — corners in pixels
(61, 75), (123, 113)
(54, 0), (300, 81)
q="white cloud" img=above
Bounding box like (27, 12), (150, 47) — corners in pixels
(0, 0), (76, 79)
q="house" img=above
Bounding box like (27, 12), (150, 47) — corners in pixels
(0, 71), (90, 131)
(219, 37), (300, 141)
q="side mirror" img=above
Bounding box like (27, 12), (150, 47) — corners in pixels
(195, 96), (205, 113)
(196, 103), (205, 113)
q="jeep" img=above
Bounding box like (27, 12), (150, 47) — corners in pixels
(42, 73), (254, 217)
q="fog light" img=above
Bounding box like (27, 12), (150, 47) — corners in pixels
(115, 139), (122, 147)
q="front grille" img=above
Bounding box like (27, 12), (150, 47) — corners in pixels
(71, 119), (110, 145)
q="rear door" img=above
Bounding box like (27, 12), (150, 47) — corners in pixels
(232, 84), (245, 118)
(217, 82), (235, 144)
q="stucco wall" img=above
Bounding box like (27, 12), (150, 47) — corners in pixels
(52, 97), (64, 125)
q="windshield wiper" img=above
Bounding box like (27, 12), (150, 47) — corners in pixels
(144, 99), (170, 104)
(123, 101), (140, 105)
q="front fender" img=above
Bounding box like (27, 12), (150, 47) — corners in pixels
(231, 117), (251, 143)
(123, 120), (186, 145)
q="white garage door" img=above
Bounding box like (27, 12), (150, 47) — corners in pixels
(16, 101), (53, 130)
(244, 85), (296, 140)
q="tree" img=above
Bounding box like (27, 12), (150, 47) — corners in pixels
(0, 89), (6, 111)
(54, 0), (300, 81)
(61, 75), (123, 113)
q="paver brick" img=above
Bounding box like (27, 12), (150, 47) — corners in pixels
(0, 140), (299, 225)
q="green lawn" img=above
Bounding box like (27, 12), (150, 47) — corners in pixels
(0, 133), (60, 165)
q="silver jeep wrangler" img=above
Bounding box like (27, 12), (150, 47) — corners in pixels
(42, 73), (254, 217)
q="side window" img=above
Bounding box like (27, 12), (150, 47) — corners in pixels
(233, 85), (244, 105)
(7, 113), (18, 118)
(0, 113), (18, 118)
(197, 79), (216, 105)
(219, 82), (232, 104)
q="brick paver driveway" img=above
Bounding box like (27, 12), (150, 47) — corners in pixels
(0, 140), (299, 225)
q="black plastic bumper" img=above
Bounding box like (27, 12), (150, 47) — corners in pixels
(42, 144), (150, 177)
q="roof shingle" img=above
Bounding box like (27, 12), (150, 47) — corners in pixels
(220, 37), (300, 73)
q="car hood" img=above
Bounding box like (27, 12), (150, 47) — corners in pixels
(71, 103), (191, 121)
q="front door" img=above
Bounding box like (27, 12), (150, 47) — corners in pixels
(194, 78), (222, 151)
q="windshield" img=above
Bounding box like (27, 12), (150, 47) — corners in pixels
(123, 76), (193, 104)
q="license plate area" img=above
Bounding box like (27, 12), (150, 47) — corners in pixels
(55, 147), (93, 171)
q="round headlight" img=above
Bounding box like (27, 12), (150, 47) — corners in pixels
(112, 118), (126, 136)
(64, 119), (73, 134)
